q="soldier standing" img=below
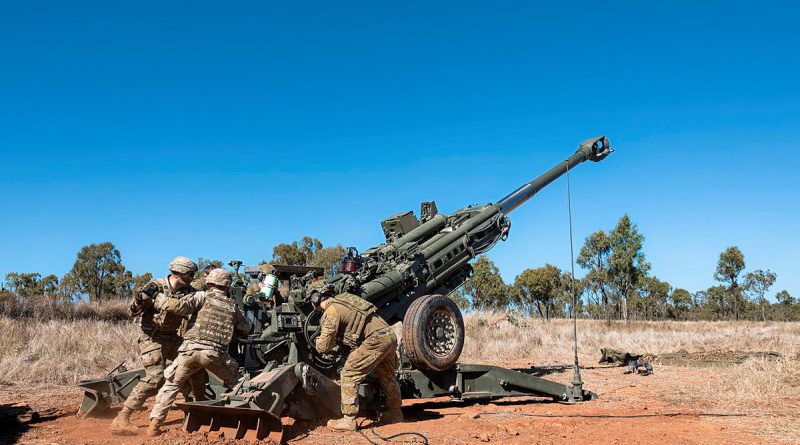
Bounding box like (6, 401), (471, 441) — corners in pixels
(146, 268), (251, 436)
(190, 264), (216, 291)
(310, 281), (404, 431)
(110, 256), (207, 434)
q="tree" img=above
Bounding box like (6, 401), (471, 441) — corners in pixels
(195, 258), (224, 279)
(514, 264), (561, 321)
(670, 288), (693, 320)
(133, 272), (153, 291)
(4, 272), (59, 298)
(110, 271), (155, 300)
(744, 269), (777, 322)
(307, 245), (347, 276)
(272, 241), (307, 266)
(608, 215), (650, 322)
(577, 230), (613, 325)
(62, 242), (128, 300)
(449, 288), (472, 311)
(703, 285), (728, 320)
(463, 256), (510, 310)
(271, 237), (346, 276)
(714, 246), (746, 320)
(774, 290), (796, 321)
(637, 276), (670, 320)
(558, 271), (584, 319)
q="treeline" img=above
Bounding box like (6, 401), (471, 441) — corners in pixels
(2, 226), (797, 323)
(453, 214), (798, 323)
(0, 237), (345, 319)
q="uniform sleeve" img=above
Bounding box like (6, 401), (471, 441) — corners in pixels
(315, 306), (339, 354)
(129, 282), (157, 316)
(234, 308), (251, 338)
(156, 292), (205, 316)
(129, 298), (144, 316)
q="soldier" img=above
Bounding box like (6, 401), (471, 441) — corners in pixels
(146, 268), (251, 437)
(111, 256), (208, 434)
(190, 264), (216, 291)
(310, 281), (404, 431)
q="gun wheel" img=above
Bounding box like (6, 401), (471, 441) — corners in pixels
(402, 294), (464, 371)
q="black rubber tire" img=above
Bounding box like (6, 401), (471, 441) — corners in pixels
(402, 294), (465, 371)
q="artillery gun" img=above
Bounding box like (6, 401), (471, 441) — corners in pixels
(78, 136), (612, 441)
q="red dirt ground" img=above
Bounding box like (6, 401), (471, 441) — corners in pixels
(0, 364), (790, 445)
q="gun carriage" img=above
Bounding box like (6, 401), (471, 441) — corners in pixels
(78, 137), (612, 441)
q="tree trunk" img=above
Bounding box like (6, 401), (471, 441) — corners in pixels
(621, 290), (629, 323)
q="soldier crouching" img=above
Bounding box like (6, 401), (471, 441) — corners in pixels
(146, 268), (251, 437)
(111, 256), (208, 435)
(309, 280), (404, 431)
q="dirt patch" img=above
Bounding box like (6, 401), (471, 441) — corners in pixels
(652, 350), (782, 367)
(2, 363), (797, 445)
(598, 348), (783, 368)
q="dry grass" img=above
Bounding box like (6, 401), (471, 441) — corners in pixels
(461, 311), (800, 365)
(2, 311), (796, 385)
(460, 312), (800, 444)
(0, 295), (131, 322)
(0, 316), (139, 384)
(1, 312), (798, 442)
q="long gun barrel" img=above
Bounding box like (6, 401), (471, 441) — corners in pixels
(497, 136), (612, 214)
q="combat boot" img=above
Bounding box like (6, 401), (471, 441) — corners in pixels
(146, 418), (163, 437)
(327, 415), (358, 431)
(381, 409), (404, 424)
(110, 406), (138, 435)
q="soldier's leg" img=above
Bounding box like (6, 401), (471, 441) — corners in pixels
(164, 339), (208, 401)
(123, 338), (166, 411)
(149, 352), (200, 423)
(201, 350), (240, 388)
(339, 331), (394, 417)
(373, 337), (402, 414)
(188, 370), (210, 401)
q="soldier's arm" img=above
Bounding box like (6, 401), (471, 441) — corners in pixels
(315, 306), (339, 354)
(155, 292), (205, 316)
(234, 308), (251, 338)
(130, 282), (158, 315)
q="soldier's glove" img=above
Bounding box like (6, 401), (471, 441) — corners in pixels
(141, 282), (159, 297)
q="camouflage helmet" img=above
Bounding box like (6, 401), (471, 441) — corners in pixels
(308, 279), (334, 304)
(205, 268), (232, 287)
(169, 256), (198, 275)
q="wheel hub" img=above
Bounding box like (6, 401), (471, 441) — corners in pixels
(425, 309), (457, 357)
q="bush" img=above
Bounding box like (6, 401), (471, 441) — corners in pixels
(74, 299), (130, 322)
(0, 293), (131, 322)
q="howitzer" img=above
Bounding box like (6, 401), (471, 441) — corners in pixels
(78, 136), (611, 441)
(328, 135), (612, 370)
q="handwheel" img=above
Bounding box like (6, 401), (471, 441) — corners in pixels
(303, 310), (339, 369)
(402, 294), (465, 371)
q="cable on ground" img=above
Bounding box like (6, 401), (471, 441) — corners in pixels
(357, 419), (429, 445)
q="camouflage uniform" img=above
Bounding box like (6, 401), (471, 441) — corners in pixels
(315, 293), (402, 419)
(190, 277), (207, 291)
(123, 276), (207, 412)
(148, 283), (250, 427)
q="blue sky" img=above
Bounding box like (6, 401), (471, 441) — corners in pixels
(1, 1), (798, 299)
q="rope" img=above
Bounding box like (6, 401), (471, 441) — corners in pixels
(565, 161), (582, 386)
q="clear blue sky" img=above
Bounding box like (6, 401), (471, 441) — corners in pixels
(1, 1), (798, 299)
